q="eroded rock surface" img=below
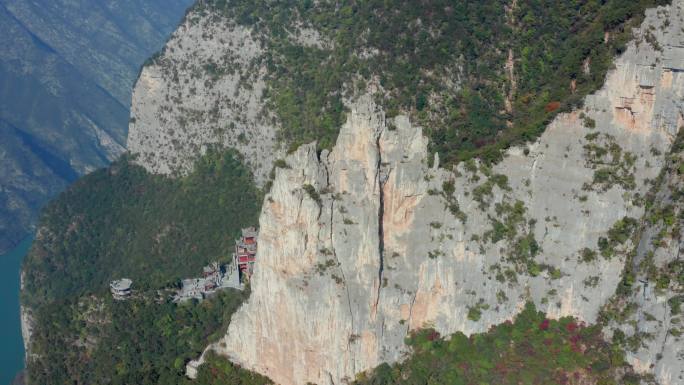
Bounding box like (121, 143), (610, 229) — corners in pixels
(207, 3), (684, 384)
(610, 135), (684, 384)
(127, 11), (284, 184)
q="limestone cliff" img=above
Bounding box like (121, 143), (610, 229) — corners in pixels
(199, 2), (684, 384)
(127, 8), (288, 183)
(609, 130), (684, 383)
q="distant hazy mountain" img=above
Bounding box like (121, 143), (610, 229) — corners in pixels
(0, 0), (193, 253)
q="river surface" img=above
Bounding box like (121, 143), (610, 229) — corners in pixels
(0, 237), (32, 385)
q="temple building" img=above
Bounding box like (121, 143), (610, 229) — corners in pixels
(234, 227), (258, 282)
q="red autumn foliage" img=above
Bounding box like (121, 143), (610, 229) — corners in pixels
(545, 101), (561, 112)
(566, 322), (577, 333)
(474, 137), (496, 148)
(568, 334), (583, 353)
(494, 360), (509, 375)
(427, 330), (440, 341)
(539, 319), (550, 330)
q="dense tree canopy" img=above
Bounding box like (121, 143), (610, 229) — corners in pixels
(23, 149), (261, 307)
(23, 149), (264, 383)
(354, 303), (645, 385)
(200, 0), (667, 164)
(27, 290), (251, 385)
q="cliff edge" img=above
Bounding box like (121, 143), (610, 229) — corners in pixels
(208, 2), (684, 384)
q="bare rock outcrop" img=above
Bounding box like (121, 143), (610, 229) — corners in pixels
(209, 3), (684, 384)
(127, 11), (283, 184)
(608, 131), (684, 384)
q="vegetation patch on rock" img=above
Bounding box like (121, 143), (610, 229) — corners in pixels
(199, 0), (667, 166)
(354, 303), (647, 385)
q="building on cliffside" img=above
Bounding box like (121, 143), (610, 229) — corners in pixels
(234, 227), (258, 282)
(110, 278), (132, 300)
(174, 261), (242, 302)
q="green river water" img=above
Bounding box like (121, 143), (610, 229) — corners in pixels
(0, 237), (32, 385)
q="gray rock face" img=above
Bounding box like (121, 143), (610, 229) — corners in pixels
(204, 3), (684, 384)
(127, 11), (285, 184)
(609, 141), (684, 382)
(620, 176), (684, 385)
(0, 0), (193, 253)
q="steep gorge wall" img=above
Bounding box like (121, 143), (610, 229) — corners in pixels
(127, 9), (284, 184)
(207, 3), (684, 384)
(607, 122), (684, 383)
(620, 155), (684, 385)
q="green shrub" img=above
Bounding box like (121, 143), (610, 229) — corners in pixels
(580, 247), (598, 263)
(302, 184), (322, 206)
(597, 217), (638, 259)
(195, 351), (273, 384)
(467, 306), (482, 321)
(669, 295), (684, 316)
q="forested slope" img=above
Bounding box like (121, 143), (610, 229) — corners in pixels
(22, 151), (262, 383)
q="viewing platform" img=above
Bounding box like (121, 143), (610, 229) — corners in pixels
(110, 278), (132, 300)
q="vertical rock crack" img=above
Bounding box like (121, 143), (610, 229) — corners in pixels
(406, 291), (417, 335)
(374, 132), (387, 312)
